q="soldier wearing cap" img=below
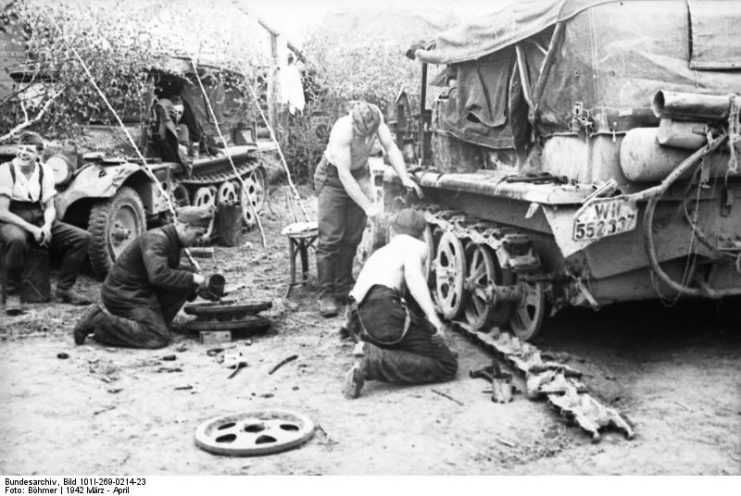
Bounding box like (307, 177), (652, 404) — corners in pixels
(0, 131), (92, 315)
(314, 101), (423, 318)
(73, 205), (214, 349)
(342, 209), (457, 399)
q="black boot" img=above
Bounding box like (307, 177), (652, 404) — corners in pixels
(73, 304), (102, 345)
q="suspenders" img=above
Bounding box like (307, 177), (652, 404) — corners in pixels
(7, 162), (44, 205)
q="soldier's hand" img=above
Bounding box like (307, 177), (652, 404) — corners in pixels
(402, 178), (424, 199)
(40, 224), (52, 247)
(365, 203), (382, 218)
(30, 226), (45, 245)
(193, 273), (206, 286)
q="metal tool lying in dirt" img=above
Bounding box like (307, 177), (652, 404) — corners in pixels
(194, 410), (315, 456)
(458, 323), (634, 442)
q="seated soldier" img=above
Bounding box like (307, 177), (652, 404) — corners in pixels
(343, 209), (458, 398)
(72, 205), (214, 349)
(153, 96), (192, 172)
(0, 131), (92, 315)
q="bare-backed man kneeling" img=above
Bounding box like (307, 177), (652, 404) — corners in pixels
(343, 209), (458, 398)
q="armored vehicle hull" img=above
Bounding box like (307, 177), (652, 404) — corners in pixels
(380, 0), (741, 340)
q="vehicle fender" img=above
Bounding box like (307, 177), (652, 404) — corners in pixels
(54, 163), (145, 219)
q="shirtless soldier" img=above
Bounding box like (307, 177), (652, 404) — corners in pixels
(342, 209), (458, 399)
(314, 101), (422, 317)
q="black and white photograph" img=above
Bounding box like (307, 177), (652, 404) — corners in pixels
(0, 0), (739, 489)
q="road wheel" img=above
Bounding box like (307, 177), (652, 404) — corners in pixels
(507, 280), (549, 341)
(463, 242), (514, 331)
(435, 231), (467, 319)
(88, 186), (146, 279)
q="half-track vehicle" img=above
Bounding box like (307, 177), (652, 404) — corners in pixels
(380, 0), (741, 340)
(1, 56), (271, 278)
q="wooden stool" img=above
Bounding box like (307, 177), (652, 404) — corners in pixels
(281, 221), (318, 298)
(0, 245), (51, 303)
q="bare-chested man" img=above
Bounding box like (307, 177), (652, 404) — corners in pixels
(314, 101), (422, 318)
(342, 209), (458, 399)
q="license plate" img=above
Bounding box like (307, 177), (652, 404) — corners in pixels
(572, 197), (638, 242)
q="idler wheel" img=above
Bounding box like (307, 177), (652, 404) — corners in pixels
(463, 242), (513, 330)
(507, 280), (548, 341)
(195, 410), (315, 456)
(434, 231), (467, 319)
(193, 186), (218, 209)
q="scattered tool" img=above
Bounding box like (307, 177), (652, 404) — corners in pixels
(431, 388), (464, 406)
(268, 354), (298, 375)
(228, 361), (247, 379)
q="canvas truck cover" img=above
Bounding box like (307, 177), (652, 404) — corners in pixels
(415, 0), (741, 143)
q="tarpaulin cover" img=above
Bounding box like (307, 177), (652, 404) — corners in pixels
(437, 49), (515, 148)
(537, 0), (741, 136)
(418, 0), (741, 145)
(688, 0), (741, 70)
(414, 0), (615, 64)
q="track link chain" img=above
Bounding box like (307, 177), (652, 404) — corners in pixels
(419, 205), (541, 274)
(179, 161), (260, 186)
(455, 321), (635, 442)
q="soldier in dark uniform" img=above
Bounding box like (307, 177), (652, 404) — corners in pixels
(72, 206), (213, 349)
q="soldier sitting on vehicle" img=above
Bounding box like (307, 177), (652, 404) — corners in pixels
(72, 205), (216, 349)
(342, 208), (458, 399)
(0, 131), (92, 315)
(152, 96), (193, 173)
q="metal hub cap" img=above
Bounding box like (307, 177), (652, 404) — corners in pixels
(435, 231), (467, 319)
(195, 410), (315, 456)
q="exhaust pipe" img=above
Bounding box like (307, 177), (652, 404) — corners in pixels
(652, 90), (733, 121)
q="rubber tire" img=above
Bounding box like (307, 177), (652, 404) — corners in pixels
(88, 185), (146, 280)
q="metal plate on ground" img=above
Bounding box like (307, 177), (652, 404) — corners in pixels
(184, 300), (273, 317)
(194, 410), (315, 456)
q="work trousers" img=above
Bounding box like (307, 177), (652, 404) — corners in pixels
(0, 203), (91, 294)
(314, 156), (369, 300)
(86, 285), (194, 349)
(351, 285), (458, 384)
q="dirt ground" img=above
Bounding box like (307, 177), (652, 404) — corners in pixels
(0, 186), (739, 476)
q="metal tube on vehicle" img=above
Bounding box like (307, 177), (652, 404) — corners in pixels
(652, 90), (733, 121)
(619, 127), (737, 182)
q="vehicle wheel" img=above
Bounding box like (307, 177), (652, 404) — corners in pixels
(239, 176), (260, 227)
(194, 410), (315, 457)
(507, 280), (549, 341)
(171, 183), (190, 208)
(249, 167), (267, 212)
(88, 185), (146, 279)
(463, 242), (513, 330)
(193, 186), (217, 209)
(435, 231), (467, 319)
(183, 300), (273, 317)
(217, 181), (239, 206)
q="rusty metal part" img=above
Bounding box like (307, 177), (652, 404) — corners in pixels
(453, 322), (634, 442)
(184, 300), (273, 318)
(194, 410), (315, 456)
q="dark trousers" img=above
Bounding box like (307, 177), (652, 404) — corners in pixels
(352, 285), (458, 384)
(314, 157), (368, 300)
(0, 210), (91, 294)
(86, 286), (193, 349)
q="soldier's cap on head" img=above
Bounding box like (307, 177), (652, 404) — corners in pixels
(351, 101), (381, 136)
(391, 209), (426, 239)
(176, 205), (213, 228)
(17, 131), (44, 151)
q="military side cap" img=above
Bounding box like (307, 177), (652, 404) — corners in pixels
(177, 205), (213, 227)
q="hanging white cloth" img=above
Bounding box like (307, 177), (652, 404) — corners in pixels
(279, 63), (306, 115)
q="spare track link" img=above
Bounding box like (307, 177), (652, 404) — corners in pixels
(419, 205), (540, 275)
(179, 161), (260, 186)
(455, 322), (634, 442)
